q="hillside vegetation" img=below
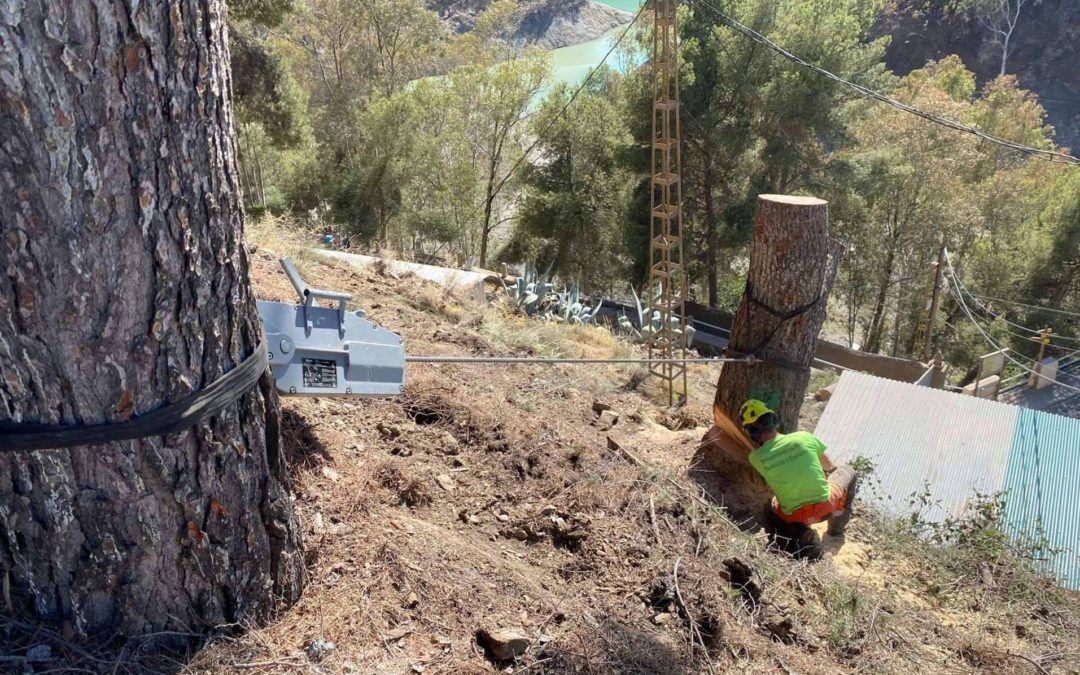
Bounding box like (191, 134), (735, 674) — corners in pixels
(230, 0), (1080, 389)
(873, 0), (1080, 150)
(160, 219), (1078, 674)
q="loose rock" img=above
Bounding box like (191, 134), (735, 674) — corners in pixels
(435, 473), (456, 492)
(441, 432), (461, 455)
(597, 410), (620, 430)
(305, 638), (336, 662)
(377, 421), (402, 439)
(26, 644), (51, 662)
(477, 627), (530, 661)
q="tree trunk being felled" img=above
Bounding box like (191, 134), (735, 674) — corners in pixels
(0, 0), (304, 643)
(694, 195), (840, 519)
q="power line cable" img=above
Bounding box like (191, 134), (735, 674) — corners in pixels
(966, 296), (1080, 343)
(943, 311), (1080, 385)
(685, 0), (1080, 166)
(944, 267), (1080, 343)
(942, 286), (1047, 368)
(942, 295), (1075, 374)
(954, 295), (1080, 345)
(966, 291), (1080, 320)
(944, 249), (1080, 395)
(944, 286), (1080, 391)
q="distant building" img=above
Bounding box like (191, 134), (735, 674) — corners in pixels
(999, 357), (1080, 419)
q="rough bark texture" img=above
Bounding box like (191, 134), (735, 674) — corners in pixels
(0, 0), (304, 641)
(713, 195), (840, 434)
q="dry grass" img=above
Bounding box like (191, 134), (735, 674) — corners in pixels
(209, 217), (1078, 675)
(16, 216), (1076, 674)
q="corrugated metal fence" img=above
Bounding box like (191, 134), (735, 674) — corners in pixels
(1003, 408), (1080, 589)
(815, 371), (1080, 589)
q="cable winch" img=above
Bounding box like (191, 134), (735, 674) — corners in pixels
(257, 257), (406, 397)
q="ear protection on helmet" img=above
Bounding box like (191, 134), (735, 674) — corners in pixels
(745, 412), (778, 442)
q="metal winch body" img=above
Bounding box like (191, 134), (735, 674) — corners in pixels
(257, 257), (405, 397)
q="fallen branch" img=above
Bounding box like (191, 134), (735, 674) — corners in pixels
(1005, 650), (1051, 675)
(649, 496), (662, 545)
(230, 658), (307, 669)
(673, 557), (715, 675)
(666, 478), (711, 510)
(607, 435), (645, 467)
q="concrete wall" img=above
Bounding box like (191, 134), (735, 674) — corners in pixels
(814, 340), (930, 383)
(316, 250), (488, 304)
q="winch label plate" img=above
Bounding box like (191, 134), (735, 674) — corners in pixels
(302, 358), (338, 388)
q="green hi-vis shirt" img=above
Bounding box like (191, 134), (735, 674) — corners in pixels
(748, 431), (830, 515)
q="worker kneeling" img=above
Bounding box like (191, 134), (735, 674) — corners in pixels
(740, 399), (857, 559)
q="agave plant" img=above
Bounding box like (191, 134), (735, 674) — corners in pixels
(566, 300), (603, 326)
(625, 284), (696, 346)
(501, 261), (560, 317)
(617, 314), (640, 338)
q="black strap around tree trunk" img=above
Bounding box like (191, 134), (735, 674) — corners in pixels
(723, 280), (825, 372)
(0, 340), (268, 452)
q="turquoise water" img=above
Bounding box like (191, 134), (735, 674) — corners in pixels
(547, 1), (643, 88)
(593, 0), (641, 11)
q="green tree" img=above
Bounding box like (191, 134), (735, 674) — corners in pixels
(276, 0), (447, 158)
(624, 0), (890, 307)
(838, 56), (981, 354)
(835, 60), (1069, 369)
(509, 72), (634, 291)
(348, 52), (548, 258)
(456, 53), (549, 266)
(228, 0), (310, 209)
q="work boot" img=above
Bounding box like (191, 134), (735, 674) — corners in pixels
(827, 470), (858, 537)
(763, 505), (823, 560)
(794, 526), (824, 561)
(826, 511), (851, 537)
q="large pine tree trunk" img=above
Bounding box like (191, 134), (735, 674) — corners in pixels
(713, 195), (839, 433)
(695, 196), (839, 521)
(0, 0), (304, 641)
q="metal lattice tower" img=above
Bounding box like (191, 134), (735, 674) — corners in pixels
(646, 0), (688, 405)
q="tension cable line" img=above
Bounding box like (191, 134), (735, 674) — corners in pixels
(942, 285), (1050, 369)
(406, 355), (751, 365)
(944, 266), (1080, 343)
(685, 0), (1080, 166)
(965, 295), (1080, 344)
(966, 291), (1080, 320)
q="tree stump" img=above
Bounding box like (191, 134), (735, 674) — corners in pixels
(0, 0), (304, 643)
(694, 195), (840, 521)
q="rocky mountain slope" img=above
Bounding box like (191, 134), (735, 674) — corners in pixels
(431, 0), (634, 49)
(872, 0), (1080, 150)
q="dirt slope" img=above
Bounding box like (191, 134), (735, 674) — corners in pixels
(177, 220), (1078, 674)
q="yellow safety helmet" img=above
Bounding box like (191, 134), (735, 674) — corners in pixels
(739, 399), (774, 427)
